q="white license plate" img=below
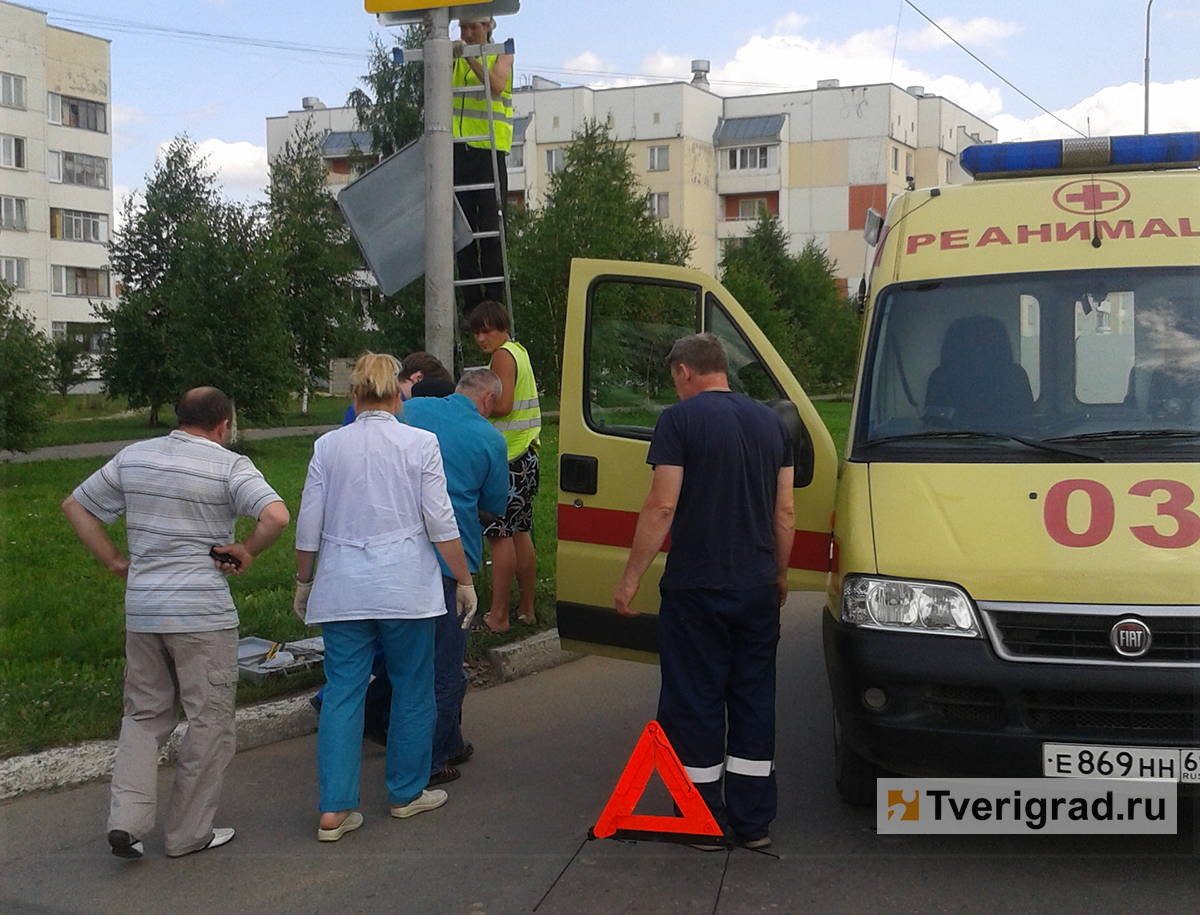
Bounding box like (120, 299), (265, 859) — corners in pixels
(1044, 744), (1200, 782)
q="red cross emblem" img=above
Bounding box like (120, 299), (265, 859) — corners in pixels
(1054, 179), (1130, 215)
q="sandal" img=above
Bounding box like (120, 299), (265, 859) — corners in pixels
(449, 742), (474, 766)
(428, 765), (461, 786)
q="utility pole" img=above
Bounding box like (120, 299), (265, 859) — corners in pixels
(424, 8), (454, 370)
(1144, 0), (1154, 135)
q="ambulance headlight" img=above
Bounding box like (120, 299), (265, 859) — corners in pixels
(841, 577), (979, 636)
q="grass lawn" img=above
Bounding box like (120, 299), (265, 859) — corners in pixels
(31, 395), (354, 449)
(0, 423), (558, 757)
(813, 400), (852, 462)
(1, 402), (846, 757)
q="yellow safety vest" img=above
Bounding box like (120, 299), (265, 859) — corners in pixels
(490, 340), (540, 460)
(452, 55), (514, 152)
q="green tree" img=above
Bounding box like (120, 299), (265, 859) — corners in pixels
(720, 214), (859, 392)
(348, 29), (425, 161)
(268, 123), (361, 413)
(508, 120), (694, 393)
(100, 137), (218, 424)
(50, 335), (90, 399)
(171, 202), (298, 434)
(0, 280), (54, 451)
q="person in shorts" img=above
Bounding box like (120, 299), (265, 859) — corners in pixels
(470, 300), (540, 632)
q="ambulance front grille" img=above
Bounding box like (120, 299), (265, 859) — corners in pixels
(984, 609), (1200, 665)
(1023, 690), (1200, 736)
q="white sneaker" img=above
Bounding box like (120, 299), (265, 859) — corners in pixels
(201, 827), (236, 851)
(389, 789), (447, 819)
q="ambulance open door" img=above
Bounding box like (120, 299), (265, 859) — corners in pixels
(555, 258), (839, 662)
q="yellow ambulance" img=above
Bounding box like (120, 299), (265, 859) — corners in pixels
(555, 133), (1200, 805)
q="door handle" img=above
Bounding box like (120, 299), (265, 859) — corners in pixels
(560, 453), (598, 495)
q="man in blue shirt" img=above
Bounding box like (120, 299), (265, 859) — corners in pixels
(614, 334), (795, 849)
(403, 369), (509, 783)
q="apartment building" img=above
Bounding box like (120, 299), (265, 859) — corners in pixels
(510, 68), (997, 294)
(268, 66), (995, 296)
(0, 1), (113, 352)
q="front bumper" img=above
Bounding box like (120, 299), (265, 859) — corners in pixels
(822, 612), (1200, 778)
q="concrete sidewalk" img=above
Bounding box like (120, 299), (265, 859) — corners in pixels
(0, 424), (339, 464)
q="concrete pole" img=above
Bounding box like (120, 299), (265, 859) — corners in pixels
(1144, 0), (1154, 135)
(424, 8), (454, 369)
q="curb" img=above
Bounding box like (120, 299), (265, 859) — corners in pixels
(0, 628), (579, 801)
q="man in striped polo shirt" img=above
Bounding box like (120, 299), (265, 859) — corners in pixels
(62, 387), (289, 860)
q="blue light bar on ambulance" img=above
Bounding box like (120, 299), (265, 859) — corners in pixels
(960, 132), (1200, 180)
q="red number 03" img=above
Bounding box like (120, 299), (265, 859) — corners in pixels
(1044, 479), (1200, 549)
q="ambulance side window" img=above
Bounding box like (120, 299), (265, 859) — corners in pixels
(1075, 292), (1135, 404)
(585, 279), (700, 438)
(705, 295), (786, 402)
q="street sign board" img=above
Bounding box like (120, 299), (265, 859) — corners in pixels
(336, 137), (474, 298)
(370, 0), (519, 24)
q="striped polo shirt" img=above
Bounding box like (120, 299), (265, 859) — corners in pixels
(73, 430), (282, 633)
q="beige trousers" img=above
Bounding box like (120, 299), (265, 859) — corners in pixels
(107, 628), (239, 856)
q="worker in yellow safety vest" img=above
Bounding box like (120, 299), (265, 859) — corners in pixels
(469, 300), (541, 634)
(453, 17), (514, 317)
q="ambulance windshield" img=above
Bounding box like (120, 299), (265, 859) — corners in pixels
(857, 267), (1200, 461)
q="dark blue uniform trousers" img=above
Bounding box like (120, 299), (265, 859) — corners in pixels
(656, 584), (780, 841)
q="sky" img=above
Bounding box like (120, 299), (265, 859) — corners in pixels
(30, 0), (1200, 212)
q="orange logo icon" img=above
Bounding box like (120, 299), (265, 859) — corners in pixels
(887, 789), (920, 821)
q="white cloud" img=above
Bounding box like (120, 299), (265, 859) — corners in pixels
(111, 184), (137, 235)
(993, 78), (1200, 141)
(772, 13), (809, 35)
(561, 51), (615, 75)
(902, 17), (1021, 52)
(157, 138), (269, 201)
(111, 104), (148, 155)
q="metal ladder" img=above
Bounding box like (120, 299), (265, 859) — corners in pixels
(450, 38), (516, 336)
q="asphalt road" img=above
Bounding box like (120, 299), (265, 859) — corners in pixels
(2, 593), (1198, 915)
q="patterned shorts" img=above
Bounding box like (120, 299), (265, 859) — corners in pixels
(484, 447), (539, 538)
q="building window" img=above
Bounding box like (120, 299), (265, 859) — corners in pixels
(1, 135), (26, 170)
(52, 321), (107, 353)
(47, 93), (107, 133)
(891, 147), (899, 173)
(47, 149), (62, 182)
(509, 144), (524, 168)
(546, 148), (564, 173)
(52, 265), (110, 297)
(1, 257), (28, 289)
(59, 152), (108, 189)
(905, 152), (914, 179)
(50, 208), (109, 243)
(737, 197), (768, 220)
(648, 145), (669, 171)
(1, 73), (26, 109)
(727, 145), (768, 170)
(946, 159), (952, 183)
(648, 192), (669, 218)
(1, 196), (27, 230)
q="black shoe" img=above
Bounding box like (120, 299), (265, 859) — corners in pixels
(108, 829), (144, 859)
(448, 741), (474, 766)
(309, 694), (322, 713)
(428, 765), (461, 786)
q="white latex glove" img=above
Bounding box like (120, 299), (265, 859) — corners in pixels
(293, 577), (314, 623)
(456, 582), (478, 630)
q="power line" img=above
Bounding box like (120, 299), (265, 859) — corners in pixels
(902, 0), (1084, 136)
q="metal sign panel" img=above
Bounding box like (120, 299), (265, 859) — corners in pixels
(373, 0), (519, 25)
(336, 137), (474, 298)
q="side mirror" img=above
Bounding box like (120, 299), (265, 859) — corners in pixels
(862, 208), (884, 247)
(767, 399), (814, 488)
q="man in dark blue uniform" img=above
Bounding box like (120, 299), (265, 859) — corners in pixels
(614, 333), (795, 849)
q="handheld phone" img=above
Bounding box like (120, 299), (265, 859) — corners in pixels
(209, 546), (241, 569)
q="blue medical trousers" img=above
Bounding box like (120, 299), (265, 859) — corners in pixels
(318, 617), (435, 811)
(656, 585), (780, 841)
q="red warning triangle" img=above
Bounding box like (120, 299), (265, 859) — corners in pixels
(592, 721), (723, 840)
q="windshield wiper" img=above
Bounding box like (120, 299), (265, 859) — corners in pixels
(868, 430), (1104, 462)
(1046, 429), (1200, 444)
